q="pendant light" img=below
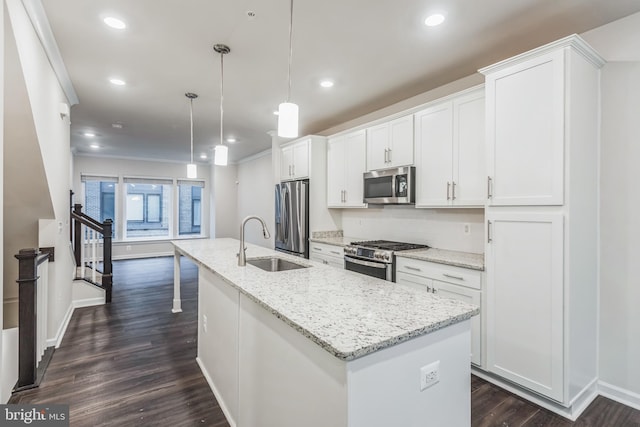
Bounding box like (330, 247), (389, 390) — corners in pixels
(214, 44), (230, 166)
(185, 92), (198, 178)
(277, 0), (298, 138)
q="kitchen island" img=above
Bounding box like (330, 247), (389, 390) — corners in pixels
(172, 238), (478, 427)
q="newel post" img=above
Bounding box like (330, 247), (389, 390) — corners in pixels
(14, 248), (39, 390)
(102, 219), (113, 303)
(73, 203), (83, 266)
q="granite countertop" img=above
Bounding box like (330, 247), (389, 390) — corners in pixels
(172, 238), (478, 361)
(310, 236), (485, 271)
(396, 248), (485, 271)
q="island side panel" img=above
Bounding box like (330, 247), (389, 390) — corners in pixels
(237, 293), (348, 427)
(197, 267), (240, 426)
(172, 248), (182, 313)
(347, 320), (472, 427)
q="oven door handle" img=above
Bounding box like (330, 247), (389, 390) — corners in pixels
(344, 255), (389, 269)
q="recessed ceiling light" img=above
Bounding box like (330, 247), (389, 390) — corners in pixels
(109, 78), (126, 86)
(273, 110), (279, 116)
(200, 153), (208, 159)
(320, 80), (334, 88)
(112, 123), (123, 129)
(84, 132), (96, 137)
(90, 143), (100, 149)
(227, 137), (236, 143)
(103, 17), (126, 30)
(424, 14), (445, 27)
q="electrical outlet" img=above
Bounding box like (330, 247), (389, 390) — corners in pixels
(202, 315), (208, 333)
(463, 223), (471, 235)
(420, 361), (440, 391)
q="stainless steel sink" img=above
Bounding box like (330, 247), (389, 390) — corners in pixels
(246, 256), (309, 272)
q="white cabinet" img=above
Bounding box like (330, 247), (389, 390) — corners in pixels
(327, 130), (367, 208)
(485, 212), (564, 401)
(485, 49), (564, 206)
(310, 243), (344, 269)
(281, 138), (310, 181)
(366, 115), (414, 171)
(396, 258), (483, 366)
(415, 88), (485, 207)
(481, 35), (603, 409)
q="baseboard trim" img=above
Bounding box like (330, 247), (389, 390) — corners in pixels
(196, 357), (236, 427)
(471, 368), (598, 421)
(46, 303), (74, 349)
(73, 297), (105, 309)
(598, 381), (640, 412)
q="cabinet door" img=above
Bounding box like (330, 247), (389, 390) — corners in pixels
(327, 136), (346, 207)
(396, 271), (434, 291)
(415, 102), (454, 207)
(486, 212), (564, 401)
(366, 123), (389, 171)
(486, 50), (565, 205)
(292, 140), (310, 179)
(432, 280), (482, 366)
(280, 146), (294, 181)
(344, 130), (367, 207)
(388, 115), (414, 167)
(453, 90), (485, 206)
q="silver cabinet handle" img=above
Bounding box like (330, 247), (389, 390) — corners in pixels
(388, 148), (392, 163)
(384, 148), (389, 163)
(292, 164), (295, 176)
(426, 286), (432, 292)
(452, 182), (457, 200)
(447, 182), (451, 200)
(443, 273), (464, 281)
(487, 176), (493, 199)
(313, 247), (322, 251)
(487, 220), (492, 243)
(404, 265), (422, 272)
(322, 260), (328, 265)
(330, 250), (342, 255)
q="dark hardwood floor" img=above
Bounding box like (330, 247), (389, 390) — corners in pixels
(9, 257), (640, 426)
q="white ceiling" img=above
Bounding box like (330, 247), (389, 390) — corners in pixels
(40, 0), (640, 164)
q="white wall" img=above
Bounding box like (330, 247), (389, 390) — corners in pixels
(73, 155), (212, 258)
(598, 62), (640, 397)
(341, 207), (484, 253)
(0, 0), (6, 403)
(6, 0), (75, 345)
(213, 163), (238, 238)
(237, 151), (274, 248)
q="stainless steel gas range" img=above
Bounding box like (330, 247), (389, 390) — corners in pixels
(344, 240), (429, 282)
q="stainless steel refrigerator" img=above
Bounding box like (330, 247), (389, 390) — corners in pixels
(275, 180), (309, 258)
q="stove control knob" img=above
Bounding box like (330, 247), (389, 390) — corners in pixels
(383, 253), (390, 261)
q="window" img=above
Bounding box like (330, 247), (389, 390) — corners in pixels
(123, 178), (172, 239)
(178, 180), (204, 236)
(82, 175), (117, 239)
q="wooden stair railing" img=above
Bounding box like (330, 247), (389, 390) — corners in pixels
(70, 203), (113, 303)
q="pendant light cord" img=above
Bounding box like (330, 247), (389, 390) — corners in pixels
(189, 97), (194, 164)
(286, 0), (294, 102)
(220, 51), (224, 148)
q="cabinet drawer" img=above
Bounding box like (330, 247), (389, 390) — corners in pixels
(310, 243), (344, 259)
(396, 257), (481, 290)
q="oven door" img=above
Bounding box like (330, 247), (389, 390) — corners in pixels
(344, 255), (393, 281)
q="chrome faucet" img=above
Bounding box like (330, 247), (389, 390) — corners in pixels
(238, 215), (271, 266)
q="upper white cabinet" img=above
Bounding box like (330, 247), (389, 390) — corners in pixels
(485, 49), (565, 205)
(481, 35), (604, 408)
(280, 138), (310, 181)
(415, 88), (485, 207)
(327, 130), (367, 208)
(366, 115), (414, 171)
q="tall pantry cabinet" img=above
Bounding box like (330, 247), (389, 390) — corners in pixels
(480, 35), (604, 410)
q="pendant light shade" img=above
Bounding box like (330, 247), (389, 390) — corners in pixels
(214, 44), (230, 166)
(186, 163), (197, 178)
(278, 102), (298, 138)
(185, 92), (198, 178)
(277, 0), (298, 138)
(214, 144), (228, 166)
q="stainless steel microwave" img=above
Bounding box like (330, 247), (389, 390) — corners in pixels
(363, 166), (415, 204)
